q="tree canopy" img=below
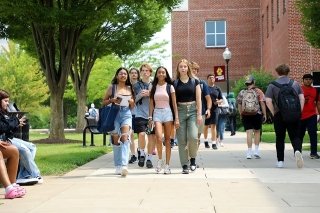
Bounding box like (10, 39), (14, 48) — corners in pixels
(0, 0), (181, 140)
(297, 0), (320, 48)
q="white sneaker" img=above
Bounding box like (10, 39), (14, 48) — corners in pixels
(254, 153), (261, 159)
(276, 161), (284, 168)
(115, 166), (121, 175)
(155, 159), (163, 173)
(16, 178), (38, 186)
(295, 150), (304, 168)
(36, 176), (44, 184)
(246, 151), (252, 159)
(220, 142), (224, 147)
(121, 166), (128, 177)
(164, 164), (171, 174)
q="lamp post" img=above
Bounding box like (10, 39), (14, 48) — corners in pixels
(223, 47), (232, 95)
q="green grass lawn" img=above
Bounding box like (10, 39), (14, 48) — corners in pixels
(30, 132), (112, 176)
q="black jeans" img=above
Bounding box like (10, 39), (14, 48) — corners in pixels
(273, 112), (302, 161)
(300, 115), (318, 155)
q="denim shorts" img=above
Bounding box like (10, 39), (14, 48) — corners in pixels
(153, 107), (173, 123)
(111, 106), (132, 135)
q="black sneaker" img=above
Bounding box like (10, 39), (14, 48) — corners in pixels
(137, 148), (141, 160)
(138, 156), (145, 167)
(212, 144), (218, 150)
(310, 153), (320, 159)
(190, 158), (196, 171)
(128, 155), (137, 164)
(182, 165), (189, 174)
(204, 141), (210, 148)
(146, 159), (153, 168)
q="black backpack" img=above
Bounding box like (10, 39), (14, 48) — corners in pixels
(271, 79), (301, 123)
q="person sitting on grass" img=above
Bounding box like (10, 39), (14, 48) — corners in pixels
(0, 89), (43, 185)
(0, 140), (27, 199)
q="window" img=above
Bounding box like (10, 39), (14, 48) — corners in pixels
(205, 20), (226, 48)
(283, 0), (286, 14)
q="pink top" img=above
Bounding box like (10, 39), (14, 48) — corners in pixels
(154, 83), (175, 108)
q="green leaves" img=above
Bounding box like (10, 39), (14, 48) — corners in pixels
(297, 0), (320, 48)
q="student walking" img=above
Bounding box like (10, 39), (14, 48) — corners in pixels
(128, 67), (140, 164)
(189, 61), (212, 147)
(174, 59), (202, 174)
(204, 74), (223, 149)
(265, 64), (305, 168)
(216, 95), (229, 147)
(149, 66), (179, 174)
(102, 67), (135, 176)
(237, 75), (266, 159)
(299, 73), (320, 159)
(133, 63), (156, 169)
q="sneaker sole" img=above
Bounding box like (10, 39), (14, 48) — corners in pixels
(295, 151), (304, 168)
(121, 168), (128, 177)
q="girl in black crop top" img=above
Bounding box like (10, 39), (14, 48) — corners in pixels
(173, 59), (202, 174)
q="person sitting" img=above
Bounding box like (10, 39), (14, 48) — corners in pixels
(0, 140), (27, 199)
(0, 89), (43, 185)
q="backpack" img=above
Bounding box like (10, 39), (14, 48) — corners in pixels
(228, 99), (237, 116)
(271, 80), (301, 123)
(241, 88), (260, 115)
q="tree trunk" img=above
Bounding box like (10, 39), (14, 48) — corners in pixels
(70, 49), (97, 131)
(75, 88), (88, 131)
(49, 90), (65, 140)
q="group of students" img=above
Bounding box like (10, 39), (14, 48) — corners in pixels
(237, 64), (320, 168)
(102, 59), (238, 176)
(0, 89), (43, 199)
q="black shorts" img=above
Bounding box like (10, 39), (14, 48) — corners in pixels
(133, 117), (155, 134)
(242, 114), (263, 130)
(205, 109), (219, 126)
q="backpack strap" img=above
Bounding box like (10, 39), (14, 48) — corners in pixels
(173, 79), (178, 88)
(271, 81), (282, 88)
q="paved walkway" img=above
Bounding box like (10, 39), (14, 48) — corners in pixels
(1, 132), (320, 213)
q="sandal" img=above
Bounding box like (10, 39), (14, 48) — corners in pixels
(5, 187), (26, 199)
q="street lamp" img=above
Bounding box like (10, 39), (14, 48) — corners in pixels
(223, 47), (232, 95)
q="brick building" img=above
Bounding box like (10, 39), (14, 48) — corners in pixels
(171, 0), (320, 91)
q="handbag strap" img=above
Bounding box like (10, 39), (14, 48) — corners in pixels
(111, 84), (116, 98)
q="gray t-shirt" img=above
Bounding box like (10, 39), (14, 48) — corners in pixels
(265, 76), (303, 113)
(133, 80), (152, 119)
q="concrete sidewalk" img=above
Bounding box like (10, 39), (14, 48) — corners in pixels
(1, 132), (320, 213)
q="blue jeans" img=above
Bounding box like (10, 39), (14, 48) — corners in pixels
(10, 137), (41, 179)
(217, 114), (227, 140)
(111, 106), (132, 167)
(176, 103), (198, 166)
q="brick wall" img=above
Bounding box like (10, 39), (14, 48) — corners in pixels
(172, 0), (261, 91)
(172, 0), (320, 89)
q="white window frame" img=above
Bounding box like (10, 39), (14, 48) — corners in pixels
(205, 20), (226, 48)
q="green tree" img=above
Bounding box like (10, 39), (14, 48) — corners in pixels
(0, 41), (49, 126)
(70, 4), (174, 131)
(297, 0), (320, 48)
(0, 0), (181, 140)
(123, 40), (170, 68)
